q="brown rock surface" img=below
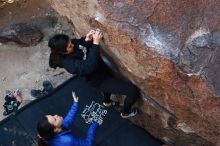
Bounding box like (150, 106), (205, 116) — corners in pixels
(49, 0), (220, 145)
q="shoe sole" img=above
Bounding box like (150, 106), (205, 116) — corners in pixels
(120, 108), (138, 119)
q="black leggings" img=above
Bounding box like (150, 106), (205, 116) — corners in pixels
(96, 77), (139, 114)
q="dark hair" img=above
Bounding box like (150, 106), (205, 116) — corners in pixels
(37, 116), (56, 146)
(48, 34), (69, 69)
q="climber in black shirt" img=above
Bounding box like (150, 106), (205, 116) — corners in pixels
(48, 29), (139, 118)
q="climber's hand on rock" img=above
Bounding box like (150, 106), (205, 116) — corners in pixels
(93, 29), (103, 45)
(85, 29), (95, 41)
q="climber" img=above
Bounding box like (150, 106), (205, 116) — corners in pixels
(37, 92), (101, 146)
(48, 29), (139, 118)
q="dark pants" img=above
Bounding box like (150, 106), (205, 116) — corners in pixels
(96, 77), (139, 114)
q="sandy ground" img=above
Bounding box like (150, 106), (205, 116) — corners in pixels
(0, 0), (74, 120)
(0, 41), (72, 119)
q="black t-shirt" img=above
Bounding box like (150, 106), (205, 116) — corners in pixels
(62, 37), (111, 86)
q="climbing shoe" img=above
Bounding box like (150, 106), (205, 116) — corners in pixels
(30, 90), (44, 98)
(120, 108), (138, 119)
(103, 101), (120, 107)
(31, 80), (54, 98)
(42, 80), (54, 94)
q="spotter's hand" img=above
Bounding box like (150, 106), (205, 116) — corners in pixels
(72, 91), (79, 102)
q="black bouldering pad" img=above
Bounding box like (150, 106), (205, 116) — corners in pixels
(0, 77), (162, 146)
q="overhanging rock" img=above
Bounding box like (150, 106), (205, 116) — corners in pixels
(47, 0), (220, 145)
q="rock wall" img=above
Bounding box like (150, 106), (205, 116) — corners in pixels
(48, 0), (220, 145)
